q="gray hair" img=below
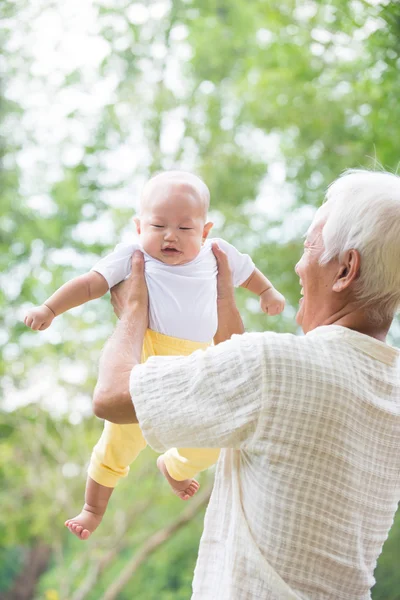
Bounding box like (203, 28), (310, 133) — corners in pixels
(320, 169), (400, 321)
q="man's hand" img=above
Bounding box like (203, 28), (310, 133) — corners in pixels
(110, 251), (149, 323)
(24, 304), (55, 330)
(212, 242), (244, 344)
(212, 242), (235, 304)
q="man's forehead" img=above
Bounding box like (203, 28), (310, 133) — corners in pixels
(305, 204), (330, 241)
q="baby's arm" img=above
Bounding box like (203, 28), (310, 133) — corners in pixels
(24, 271), (109, 330)
(214, 238), (285, 317)
(241, 268), (285, 316)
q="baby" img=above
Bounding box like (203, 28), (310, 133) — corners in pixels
(25, 171), (285, 540)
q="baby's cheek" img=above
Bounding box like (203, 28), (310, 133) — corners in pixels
(186, 237), (203, 260)
(140, 233), (159, 257)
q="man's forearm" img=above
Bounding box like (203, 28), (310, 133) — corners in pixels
(214, 298), (244, 345)
(93, 306), (147, 424)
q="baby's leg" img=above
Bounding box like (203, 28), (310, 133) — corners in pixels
(88, 421), (147, 487)
(157, 448), (220, 500)
(65, 476), (113, 540)
(66, 421), (147, 539)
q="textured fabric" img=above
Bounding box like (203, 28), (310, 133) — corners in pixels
(91, 237), (255, 342)
(88, 329), (214, 487)
(131, 325), (400, 600)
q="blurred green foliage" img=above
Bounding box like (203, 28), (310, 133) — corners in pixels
(1, 0), (399, 598)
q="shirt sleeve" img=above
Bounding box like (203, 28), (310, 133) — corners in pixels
(215, 238), (255, 287)
(91, 242), (140, 289)
(130, 332), (267, 453)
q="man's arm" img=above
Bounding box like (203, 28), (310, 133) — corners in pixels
(130, 327), (265, 452)
(92, 252), (148, 424)
(127, 243), (263, 452)
(212, 242), (244, 344)
(116, 239), (265, 452)
(93, 244), (243, 424)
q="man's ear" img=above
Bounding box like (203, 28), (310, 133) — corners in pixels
(333, 249), (360, 292)
(202, 221), (214, 241)
(133, 217), (141, 235)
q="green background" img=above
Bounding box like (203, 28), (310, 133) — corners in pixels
(1, 0), (399, 598)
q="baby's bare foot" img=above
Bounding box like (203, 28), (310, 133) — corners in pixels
(65, 509), (103, 540)
(157, 456), (200, 500)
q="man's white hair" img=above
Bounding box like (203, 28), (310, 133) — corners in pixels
(321, 169), (400, 321)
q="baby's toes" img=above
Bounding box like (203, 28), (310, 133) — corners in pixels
(81, 529), (91, 540)
(187, 482), (200, 496)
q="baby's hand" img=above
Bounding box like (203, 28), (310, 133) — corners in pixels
(24, 304), (55, 330)
(260, 288), (285, 316)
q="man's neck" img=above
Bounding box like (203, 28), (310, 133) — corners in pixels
(334, 314), (391, 342)
(312, 305), (391, 343)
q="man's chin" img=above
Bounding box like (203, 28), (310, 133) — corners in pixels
(295, 301), (304, 328)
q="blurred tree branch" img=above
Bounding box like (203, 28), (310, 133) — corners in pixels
(1, 542), (51, 600)
(69, 496), (153, 600)
(102, 483), (213, 600)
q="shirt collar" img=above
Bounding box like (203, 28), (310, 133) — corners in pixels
(306, 325), (399, 366)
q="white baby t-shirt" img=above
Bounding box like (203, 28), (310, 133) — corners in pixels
(91, 238), (255, 343)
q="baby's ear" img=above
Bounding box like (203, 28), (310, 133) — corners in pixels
(133, 217), (141, 234)
(202, 221), (214, 240)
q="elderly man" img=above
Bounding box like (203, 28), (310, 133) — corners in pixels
(92, 169), (400, 600)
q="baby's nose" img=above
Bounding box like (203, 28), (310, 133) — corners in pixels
(164, 228), (177, 240)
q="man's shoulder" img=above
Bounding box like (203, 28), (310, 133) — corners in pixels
(239, 330), (303, 346)
(235, 330), (332, 365)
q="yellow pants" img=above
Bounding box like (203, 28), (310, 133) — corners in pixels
(88, 329), (221, 488)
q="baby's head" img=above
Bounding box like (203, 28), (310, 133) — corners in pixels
(134, 170), (213, 265)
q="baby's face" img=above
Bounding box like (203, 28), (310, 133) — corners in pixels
(135, 182), (213, 265)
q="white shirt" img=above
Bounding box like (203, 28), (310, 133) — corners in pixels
(92, 238), (254, 343)
(130, 325), (400, 599)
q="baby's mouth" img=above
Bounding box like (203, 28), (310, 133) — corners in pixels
(162, 247), (181, 255)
